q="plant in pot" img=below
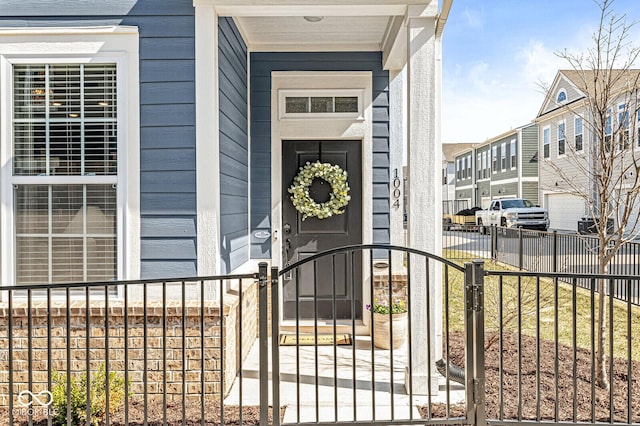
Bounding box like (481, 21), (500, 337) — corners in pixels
(367, 299), (408, 349)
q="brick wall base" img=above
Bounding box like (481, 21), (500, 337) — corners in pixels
(0, 279), (258, 408)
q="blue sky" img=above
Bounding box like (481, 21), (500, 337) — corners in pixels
(442, 0), (640, 143)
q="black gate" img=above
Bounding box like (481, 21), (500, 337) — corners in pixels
(257, 244), (485, 425)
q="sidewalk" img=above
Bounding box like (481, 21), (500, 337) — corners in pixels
(225, 336), (466, 423)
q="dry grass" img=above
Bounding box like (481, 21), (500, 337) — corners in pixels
(442, 250), (640, 361)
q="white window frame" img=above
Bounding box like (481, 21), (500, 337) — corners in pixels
(543, 126), (550, 158)
(492, 146), (497, 173)
(510, 139), (516, 170)
(574, 116), (583, 152)
(605, 109), (613, 152)
(477, 153), (482, 180)
(637, 99), (640, 147)
(556, 88), (567, 104)
(0, 26), (140, 289)
(618, 102), (630, 150)
(500, 142), (506, 171)
(466, 154), (472, 180)
(482, 150), (488, 178)
(278, 89), (364, 120)
(557, 120), (566, 157)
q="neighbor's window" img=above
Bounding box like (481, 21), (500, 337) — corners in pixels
(543, 127), (550, 158)
(500, 142), (506, 171)
(637, 104), (640, 146)
(466, 154), (472, 179)
(556, 89), (567, 103)
(477, 153), (482, 179)
(12, 63), (117, 284)
(575, 117), (583, 151)
(482, 150), (488, 178)
(558, 121), (565, 156)
(510, 139), (516, 169)
(492, 146), (497, 173)
(462, 156), (467, 179)
(605, 111), (612, 152)
(618, 103), (629, 150)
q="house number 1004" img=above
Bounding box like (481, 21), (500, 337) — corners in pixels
(392, 169), (401, 209)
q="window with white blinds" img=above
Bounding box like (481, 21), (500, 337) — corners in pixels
(12, 64), (118, 285)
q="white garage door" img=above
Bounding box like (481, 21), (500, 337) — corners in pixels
(546, 193), (585, 231)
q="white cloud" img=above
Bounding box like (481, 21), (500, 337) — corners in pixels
(518, 40), (565, 90)
(462, 6), (484, 29)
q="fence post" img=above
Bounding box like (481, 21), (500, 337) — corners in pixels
(491, 225), (498, 261)
(258, 262), (269, 426)
(472, 260), (486, 426)
(464, 262), (476, 426)
(270, 266), (281, 426)
(518, 228), (523, 270)
(552, 230), (558, 273)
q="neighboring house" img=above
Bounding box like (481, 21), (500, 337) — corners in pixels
(442, 143), (474, 212)
(454, 123), (540, 209)
(535, 69), (640, 232)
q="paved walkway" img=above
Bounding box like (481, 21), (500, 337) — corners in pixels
(225, 336), (466, 423)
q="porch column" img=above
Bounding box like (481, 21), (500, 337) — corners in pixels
(389, 68), (407, 254)
(195, 5), (221, 281)
(405, 5), (443, 395)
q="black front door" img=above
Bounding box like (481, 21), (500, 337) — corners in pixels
(282, 140), (362, 320)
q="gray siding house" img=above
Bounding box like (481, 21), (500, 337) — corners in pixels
(535, 69), (640, 232)
(454, 123), (540, 209)
(442, 143), (474, 212)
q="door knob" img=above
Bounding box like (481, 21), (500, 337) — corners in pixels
(283, 223), (291, 234)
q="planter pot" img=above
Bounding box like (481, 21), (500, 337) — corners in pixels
(371, 312), (408, 350)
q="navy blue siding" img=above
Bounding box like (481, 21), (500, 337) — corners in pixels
(0, 0), (198, 279)
(218, 18), (249, 273)
(250, 52), (390, 258)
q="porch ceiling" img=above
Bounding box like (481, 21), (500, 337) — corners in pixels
(198, 0), (441, 68)
(234, 15), (392, 52)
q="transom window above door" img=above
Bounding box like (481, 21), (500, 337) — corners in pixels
(279, 89), (363, 119)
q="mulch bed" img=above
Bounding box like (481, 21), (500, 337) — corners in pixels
(5, 403), (284, 426)
(5, 331), (639, 425)
(423, 331), (640, 423)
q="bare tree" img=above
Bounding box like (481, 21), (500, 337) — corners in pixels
(539, 0), (640, 389)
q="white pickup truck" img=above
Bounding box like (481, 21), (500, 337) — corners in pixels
(475, 198), (549, 234)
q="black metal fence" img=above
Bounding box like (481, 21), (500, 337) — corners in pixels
(482, 268), (640, 425)
(444, 226), (640, 305)
(1, 245), (639, 426)
(0, 274), (260, 426)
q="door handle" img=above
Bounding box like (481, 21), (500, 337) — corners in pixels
(283, 238), (292, 280)
(283, 223), (291, 234)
